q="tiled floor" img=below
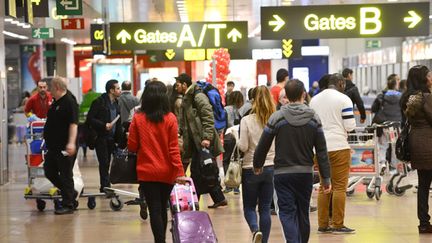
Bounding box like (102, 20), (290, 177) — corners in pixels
(1, 144), (432, 243)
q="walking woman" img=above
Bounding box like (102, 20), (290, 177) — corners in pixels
(235, 85), (275, 243)
(128, 81), (185, 243)
(400, 65), (432, 234)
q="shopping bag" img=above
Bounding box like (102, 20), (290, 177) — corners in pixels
(109, 149), (138, 184)
(224, 145), (242, 188)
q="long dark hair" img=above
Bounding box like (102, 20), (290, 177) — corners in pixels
(140, 81), (170, 123)
(400, 65), (431, 111)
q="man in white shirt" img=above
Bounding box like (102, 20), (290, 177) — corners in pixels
(310, 73), (357, 234)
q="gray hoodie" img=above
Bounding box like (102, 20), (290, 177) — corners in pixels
(254, 103), (331, 185)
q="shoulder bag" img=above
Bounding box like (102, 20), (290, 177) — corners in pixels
(224, 144), (242, 188)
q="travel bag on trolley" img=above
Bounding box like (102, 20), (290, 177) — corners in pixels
(171, 177), (217, 243)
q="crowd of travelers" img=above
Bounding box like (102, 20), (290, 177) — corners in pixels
(24, 64), (432, 243)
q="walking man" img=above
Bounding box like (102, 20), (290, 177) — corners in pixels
(43, 76), (78, 215)
(254, 79), (331, 242)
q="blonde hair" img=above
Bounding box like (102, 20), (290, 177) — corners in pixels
(252, 86), (275, 128)
(51, 76), (68, 91)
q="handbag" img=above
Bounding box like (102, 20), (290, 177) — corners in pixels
(224, 144), (242, 188)
(109, 149), (138, 184)
(396, 121), (411, 162)
(198, 148), (220, 188)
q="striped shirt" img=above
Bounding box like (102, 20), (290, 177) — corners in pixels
(310, 89), (356, 152)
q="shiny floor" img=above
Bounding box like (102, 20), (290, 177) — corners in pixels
(1, 144), (432, 243)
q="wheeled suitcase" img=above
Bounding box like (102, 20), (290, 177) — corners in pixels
(172, 211), (218, 243)
(171, 178), (217, 243)
(170, 178), (199, 213)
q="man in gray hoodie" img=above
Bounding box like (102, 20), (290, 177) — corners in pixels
(254, 79), (331, 243)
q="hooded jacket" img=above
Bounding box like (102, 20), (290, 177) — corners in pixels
(371, 90), (402, 123)
(253, 103), (331, 185)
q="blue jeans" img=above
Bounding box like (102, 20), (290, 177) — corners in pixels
(242, 166), (274, 243)
(274, 173), (313, 243)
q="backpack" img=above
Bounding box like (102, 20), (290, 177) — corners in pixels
(396, 121), (411, 162)
(194, 81), (227, 131)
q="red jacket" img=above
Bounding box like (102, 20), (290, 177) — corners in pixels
(24, 92), (52, 119)
(128, 112), (184, 184)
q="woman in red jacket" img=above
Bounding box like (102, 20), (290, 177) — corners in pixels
(128, 81), (185, 243)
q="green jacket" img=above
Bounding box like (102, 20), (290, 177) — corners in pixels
(179, 83), (224, 159)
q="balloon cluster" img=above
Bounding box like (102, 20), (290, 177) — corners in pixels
(206, 48), (231, 101)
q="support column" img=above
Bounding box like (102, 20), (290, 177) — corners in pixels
(55, 43), (74, 78)
(0, 0), (9, 184)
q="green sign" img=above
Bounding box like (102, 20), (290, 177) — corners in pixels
(366, 40), (381, 49)
(261, 2), (429, 39)
(56, 0), (82, 15)
(32, 28), (54, 39)
(109, 21), (248, 51)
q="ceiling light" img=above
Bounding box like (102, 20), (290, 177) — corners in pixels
(22, 24), (31, 29)
(301, 46), (330, 56)
(2, 31), (29, 40)
(11, 20), (19, 25)
(61, 38), (77, 45)
(5, 18), (13, 22)
(17, 22), (25, 27)
(429, 15), (432, 19)
(178, 6), (187, 10)
(176, 0), (185, 3)
(387, 0), (398, 2)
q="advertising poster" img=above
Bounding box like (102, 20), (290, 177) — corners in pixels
(20, 45), (42, 93)
(93, 64), (132, 93)
(350, 147), (375, 173)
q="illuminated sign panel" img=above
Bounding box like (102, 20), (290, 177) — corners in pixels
(261, 2), (429, 39)
(109, 21), (247, 51)
(91, 24), (105, 46)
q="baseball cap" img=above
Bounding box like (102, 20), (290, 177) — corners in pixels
(175, 73), (191, 84)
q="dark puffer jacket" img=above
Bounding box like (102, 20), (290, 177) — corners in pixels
(402, 92), (432, 170)
(372, 90), (403, 123)
(344, 80), (366, 120)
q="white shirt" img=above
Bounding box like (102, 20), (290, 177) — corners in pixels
(310, 89), (356, 152)
(237, 114), (275, 168)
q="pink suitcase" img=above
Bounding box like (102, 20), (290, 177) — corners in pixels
(170, 178), (199, 213)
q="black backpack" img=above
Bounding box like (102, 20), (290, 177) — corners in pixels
(396, 121), (410, 162)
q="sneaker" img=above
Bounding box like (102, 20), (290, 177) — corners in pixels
(233, 188), (240, 195)
(317, 227), (333, 234)
(332, 226), (356, 234)
(419, 224), (432, 234)
(252, 231), (263, 243)
(223, 188), (233, 193)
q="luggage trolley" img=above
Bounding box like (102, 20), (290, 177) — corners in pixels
(380, 121), (413, 196)
(23, 120), (105, 211)
(345, 126), (383, 200)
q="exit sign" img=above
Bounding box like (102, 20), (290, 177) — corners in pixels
(32, 28), (54, 39)
(61, 18), (84, 30)
(366, 40), (381, 49)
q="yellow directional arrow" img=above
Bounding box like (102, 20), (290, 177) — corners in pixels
(282, 39), (293, 58)
(165, 49), (176, 60)
(227, 28), (242, 42)
(116, 29), (131, 44)
(404, 10), (422, 29)
(269, 14), (285, 32)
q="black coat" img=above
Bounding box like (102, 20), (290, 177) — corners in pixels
(86, 93), (124, 145)
(344, 80), (366, 120)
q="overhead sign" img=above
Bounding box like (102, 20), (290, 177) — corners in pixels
(109, 21), (248, 51)
(56, 0), (82, 15)
(32, 28), (54, 39)
(61, 18), (84, 29)
(31, 0), (49, 17)
(5, 0), (17, 18)
(366, 40), (381, 49)
(23, 0), (34, 25)
(146, 38), (301, 61)
(90, 24), (105, 45)
(261, 2), (429, 39)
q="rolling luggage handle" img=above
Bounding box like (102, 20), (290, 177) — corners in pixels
(173, 179), (197, 212)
